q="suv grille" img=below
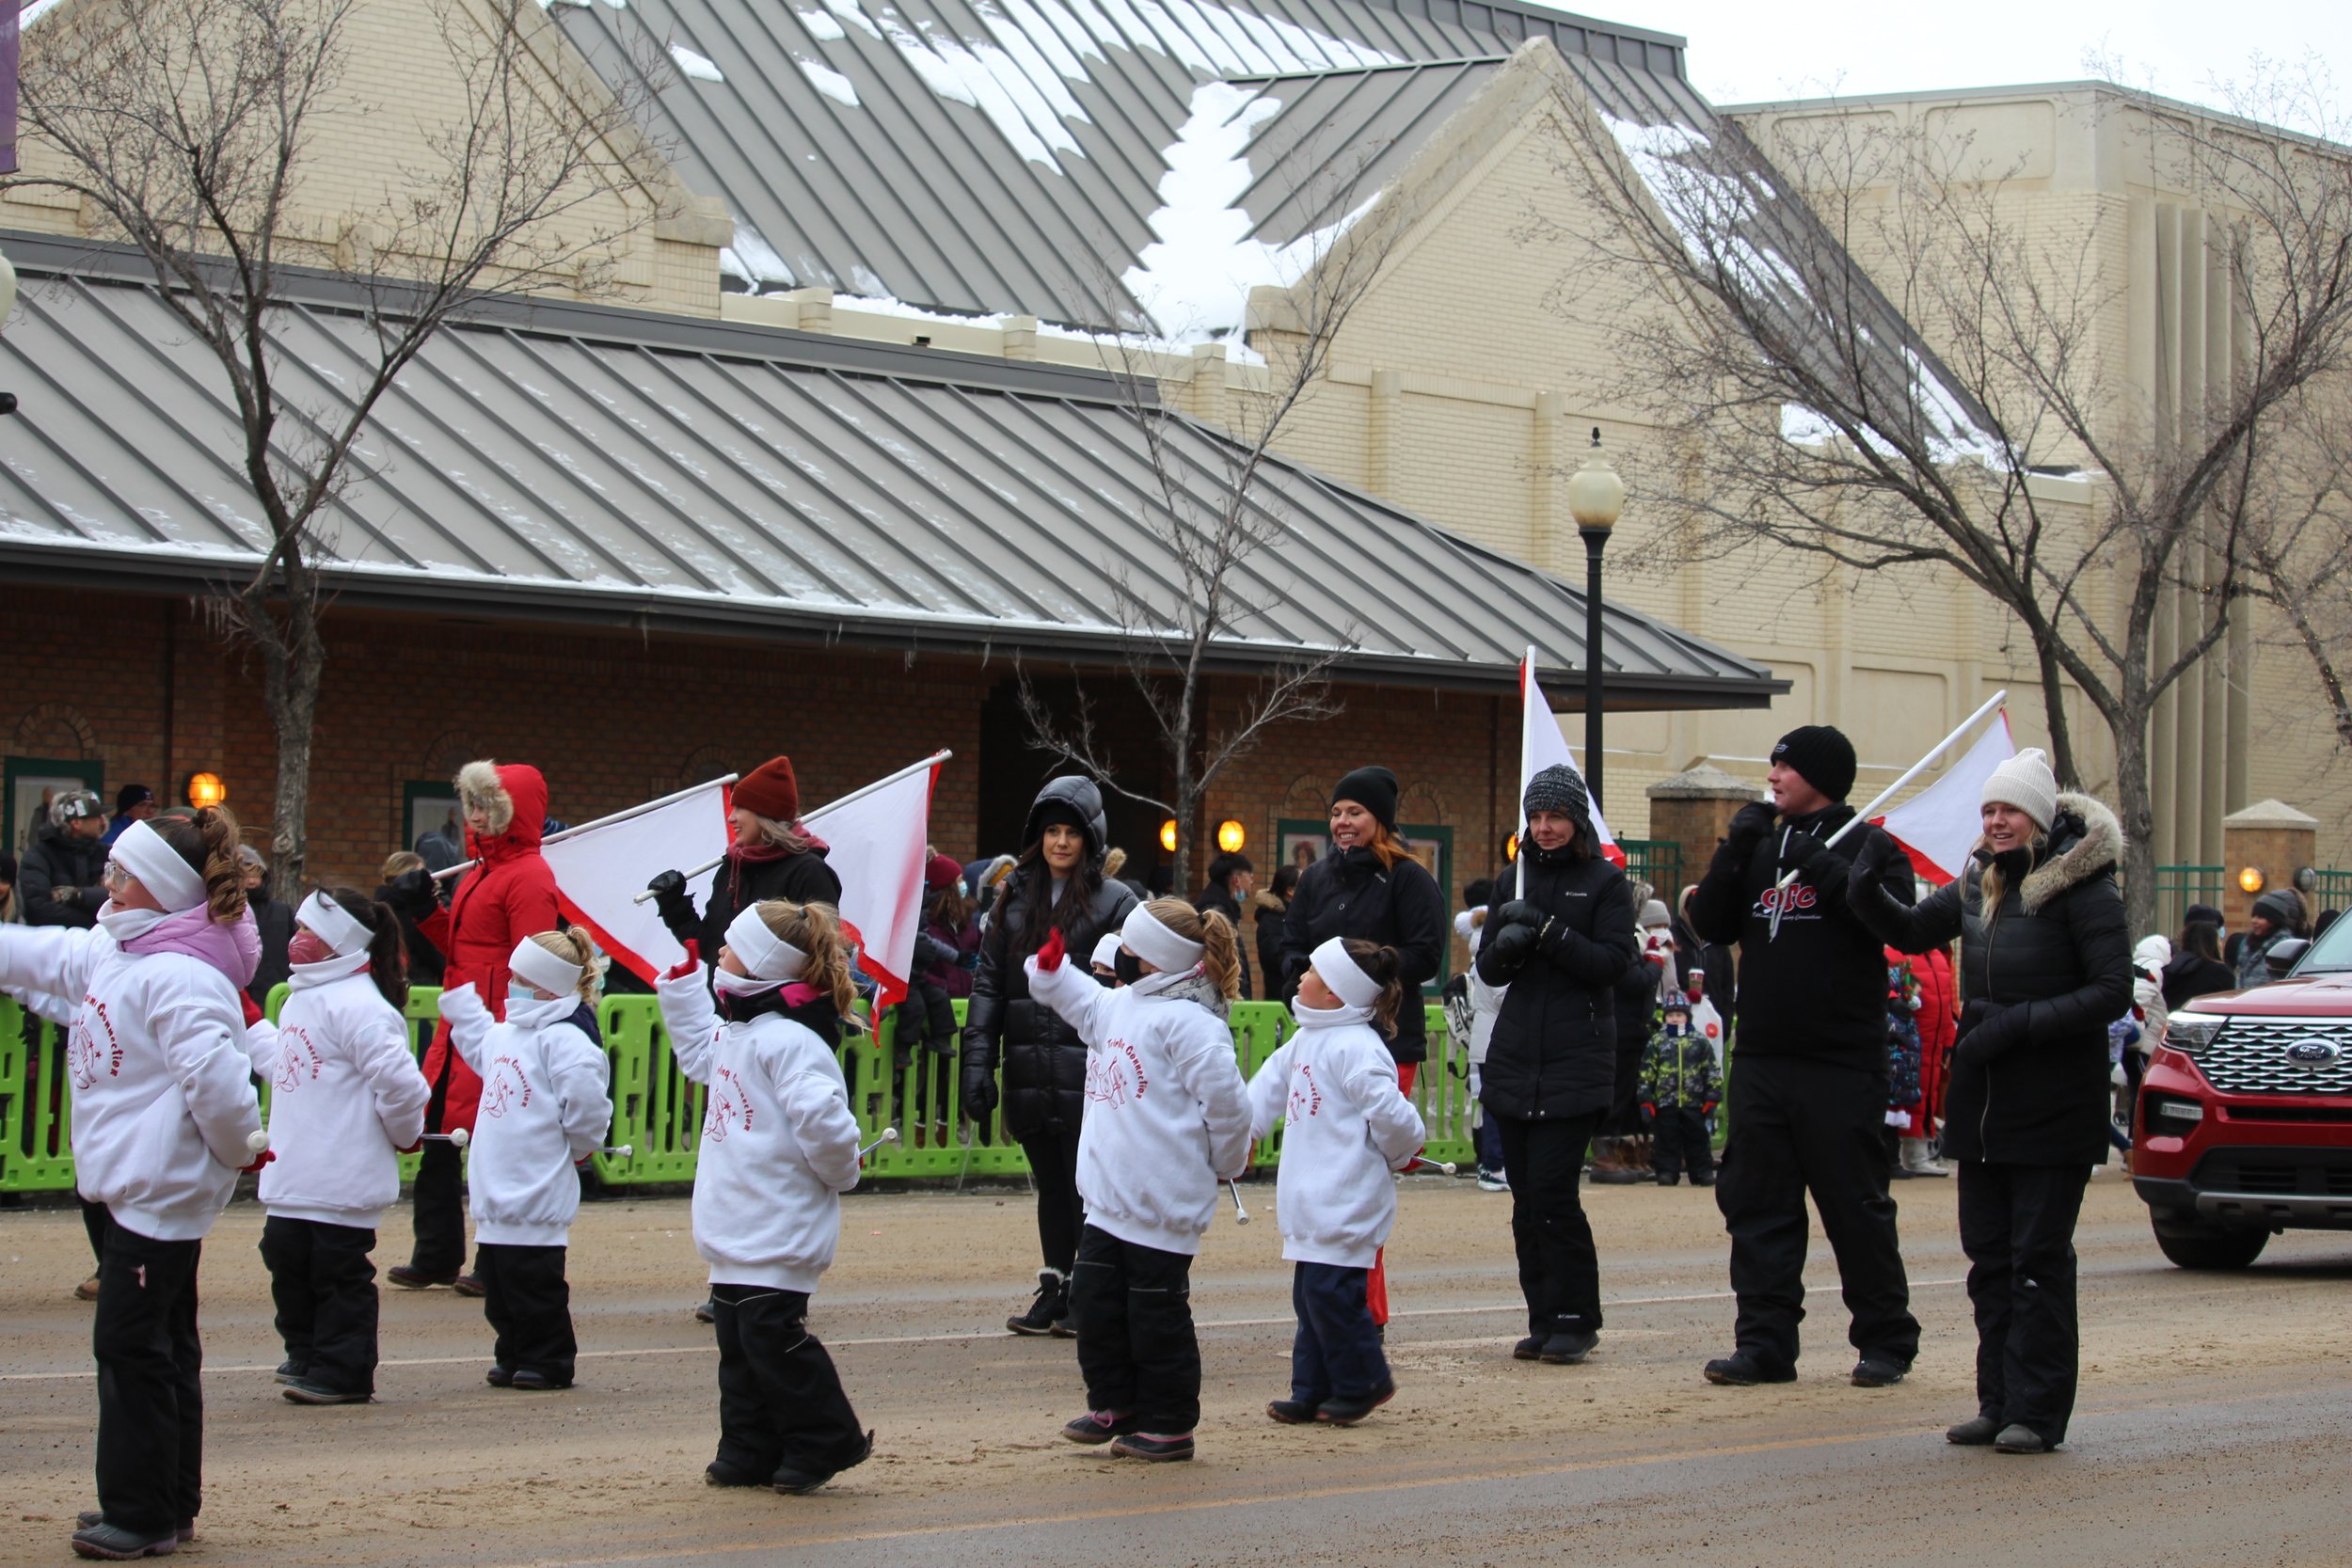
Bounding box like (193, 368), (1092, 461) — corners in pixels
(2199, 1019), (2352, 1095)
(2191, 1149), (2352, 1197)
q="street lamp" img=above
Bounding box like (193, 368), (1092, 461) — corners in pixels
(1565, 427), (1624, 809)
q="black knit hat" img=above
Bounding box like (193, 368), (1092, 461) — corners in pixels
(2182, 903), (2224, 928)
(1771, 725), (1857, 803)
(1522, 764), (1592, 832)
(1331, 766), (1400, 832)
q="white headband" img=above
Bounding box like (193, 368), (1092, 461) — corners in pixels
(508, 936), (582, 1000)
(297, 891), (374, 958)
(1090, 933), (1124, 971)
(1310, 937), (1382, 1009)
(110, 819), (208, 914)
(1122, 904), (1204, 974)
(725, 904), (809, 982)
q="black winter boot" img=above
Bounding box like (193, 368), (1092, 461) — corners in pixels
(1007, 1268), (1068, 1337)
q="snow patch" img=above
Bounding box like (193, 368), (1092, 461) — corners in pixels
(18, 0), (69, 25)
(669, 43), (724, 82)
(800, 58), (860, 106)
(720, 223), (798, 289)
(1902, 347), (2005, 467)
(799, 7), (849, 40)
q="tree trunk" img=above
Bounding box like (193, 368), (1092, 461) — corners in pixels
(1171, 752), (1197, 900)
(2107, 700), (2159, 939)
(259, 603), (326, 893)
(2029, 631), (2083, 790)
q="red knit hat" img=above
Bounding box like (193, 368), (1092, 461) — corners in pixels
(735, 756), (800, 822)
(925, 852), (962, 890)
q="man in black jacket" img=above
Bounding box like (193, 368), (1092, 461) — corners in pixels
(1687, 726), (1921, 1388)
(21, 791), (108, 928)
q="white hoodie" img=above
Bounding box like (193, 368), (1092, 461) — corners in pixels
(437, 984), (612, 1246)
(0, 921), (260, 1241)
(243, 954), (430, 1229)
(1247, 1002), (1426, 1268)
(655, 971), (862, 1292)
(1025, 957), (1252, 1257)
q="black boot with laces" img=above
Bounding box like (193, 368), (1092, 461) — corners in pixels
(1007, 1267), (1068, 1337)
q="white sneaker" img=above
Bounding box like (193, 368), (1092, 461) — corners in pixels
(1475, 1169), (1509, 1192)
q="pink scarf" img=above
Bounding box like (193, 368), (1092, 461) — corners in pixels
(121, 904), (262, 989)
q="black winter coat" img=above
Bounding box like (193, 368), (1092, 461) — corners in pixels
(1252, 892), (1288, 1001)
(1849, 795), (2132, 1165)
(374, 880), (447, 987)
(2160, 951), (2237, 1011)
(962, 868), (1138, 1139)
(1474, 847), (1636, 1119)
(657, 847), (843, 964)
(1281, 847), (1446, 1065)
(246, 888), (296, 1009)
(20, 821), (104, 929)
(1688, 801), (1914, 1069)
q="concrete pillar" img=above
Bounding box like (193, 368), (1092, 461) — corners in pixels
(2220, 800), (2319, 932)
(782, 287), (834, 333)
(1530, 390), (1564, 569)
(1189, 342), (1228, 427)
(1000, 315), (1040, 361)
(1645, 765), (1764, 903)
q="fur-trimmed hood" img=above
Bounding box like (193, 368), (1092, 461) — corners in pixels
(455, 761), (548, 860)
(2018, 792), (2122, 915)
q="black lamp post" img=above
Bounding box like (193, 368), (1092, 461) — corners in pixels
(1566, 427), (1624, 808)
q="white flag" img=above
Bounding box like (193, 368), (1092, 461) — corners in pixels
(1875, 709), (2015, 884)
(805, 755), (946, 1010)
(547, 782), (731, 984)
(1520, 649), (1621, 863)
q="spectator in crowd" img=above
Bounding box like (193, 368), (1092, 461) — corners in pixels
(1674, 884), (1736, 1062)
(414, 806), (466, 878)
(1902, 933), (1958, 1178)
(1641, 996), (1720, 1187)
(1253, 863), (1297, 1001)
(100, 784), (157, 849)
(21, 790), (108, 928)
(238, 844), (296, 1011)
(375, 850), (446, 987)
(1592, 898), (1672, 1184)
(2230, 888), (2308, 990)
(1193, 850), (1255, 998)
(900, 852), (980, 1146)
(0, 850), (16, 923)
(2161, 909), (2235, 1008)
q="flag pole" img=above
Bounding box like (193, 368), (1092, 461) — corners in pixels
(628, 751), (953, 903)
(431, 774), (739, 882)
(1767, 690), (2007, 937)
(1516, 647), (1537, 900)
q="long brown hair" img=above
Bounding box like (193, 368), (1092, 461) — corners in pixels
(1338, 938), (1406, 1038)
(151, 807), (246, 923)
(1974, 828), (2049, 920)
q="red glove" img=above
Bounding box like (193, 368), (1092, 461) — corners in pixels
(663, 940), (701, 982)
(240, 1149), (275, 1175)
(240, 992), (265, 1028)
(1640, 1101), (1656, 1118)
(1701, 1101), (1718, 1116)
(1036, 927), (1067, 973)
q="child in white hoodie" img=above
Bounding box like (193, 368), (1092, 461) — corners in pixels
(1248, 938), (1425, 1427)
(0, 809), (262, 1561)
(437, 928), (612, 1391)
(1025, 896), (1253, 1464)
(655, 899), (872, 1496)
(243, 889), (430, 1405)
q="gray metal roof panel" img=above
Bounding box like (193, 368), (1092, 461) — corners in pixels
(1227, 57), (1506, 239)
(0, 253), (1778, 704)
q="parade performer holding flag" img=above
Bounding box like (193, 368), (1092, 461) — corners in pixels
(645, 757), (841, 985)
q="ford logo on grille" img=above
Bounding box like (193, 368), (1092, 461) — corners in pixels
(2283, 1037), (2342, 1067)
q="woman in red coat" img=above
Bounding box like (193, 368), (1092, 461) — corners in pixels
(1899, 941), (1959, 1177)
(388, 761), (561, 1291)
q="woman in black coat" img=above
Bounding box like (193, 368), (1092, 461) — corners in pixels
(647, 755), (842, 1013)
(1846, 750), (2130, 1454)
(1475, 765), (1635, 1364)
(961, 775), (1138, 1337)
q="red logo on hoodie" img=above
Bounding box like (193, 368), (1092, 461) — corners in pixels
(483, 1055), (533, 1119)
(68, 996), (122, 1089)
(704, 1066), (753, 1142)
(273, 1025), (324, 1093)
(1288, 1063), (1323, 1120)
(1086, 1040), (1149, 1108)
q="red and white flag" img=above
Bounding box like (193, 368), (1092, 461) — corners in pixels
(805, 753), (946, 1010)
(1874, 709), (2015, 884)
(1521, 649), (1623, 865)
(547, 781), (731, 984)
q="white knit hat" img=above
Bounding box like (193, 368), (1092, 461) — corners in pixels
(1980, 747), (2058, 832)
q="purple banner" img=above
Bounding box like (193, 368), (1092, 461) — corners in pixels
(0, 0), (18, 177)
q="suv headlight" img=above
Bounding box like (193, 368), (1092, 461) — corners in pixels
(2167, 1011), (2225, 1053)
(2144, 1093), (2205, 1131)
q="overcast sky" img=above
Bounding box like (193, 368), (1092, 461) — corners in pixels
(1596, 0), (2348, 126)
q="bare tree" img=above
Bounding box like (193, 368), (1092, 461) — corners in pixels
(5, 0), (672, 884)
(1016, 135), (1405, 887)
(1530, 74), (2352, 929)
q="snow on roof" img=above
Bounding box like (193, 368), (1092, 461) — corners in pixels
(669, 42), (723, 80)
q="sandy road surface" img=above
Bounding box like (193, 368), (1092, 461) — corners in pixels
(5, 1168), (2347, 1567)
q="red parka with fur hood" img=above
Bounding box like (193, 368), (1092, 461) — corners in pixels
(417, 762), (561, 1132)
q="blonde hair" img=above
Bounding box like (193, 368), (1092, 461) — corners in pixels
(527, 927), (601, 1004)
(381, 849), (425, 881)
(739, 810), (816, 854)
(756, 899), (857, 1015)
(1974, 828), (2050, 922)
(151, 807), (246, 923)
(1102, 846), (1129, 881)
(1142, 896), (1242, 1001)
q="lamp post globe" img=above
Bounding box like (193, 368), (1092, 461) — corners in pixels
(1565, 428), (1623, 808)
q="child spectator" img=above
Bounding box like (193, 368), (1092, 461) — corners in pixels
(244, 889), (431, 1404)
(1024, 898), (1253, 1463)
(1883, 952), (1925, 1176)
(437, 929), (612, 1392)
(1640, 997), (1720, 1186)
(656, 901), (872, 1495)
(1248, 938), (1425, 1426)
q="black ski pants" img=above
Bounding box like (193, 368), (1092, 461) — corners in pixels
(1650, 1106), (1715, 1179)
(1495, 1111), (1606, 1334)
(408, 1062), (472, 1277)
(89, 1209), (204, 1538)
(258, 1216), (380, 1394)
(1958, 1161), (2091, 1445)
(1715, 1053), (1919, 1371)
(710, 1284), (866, 1481)
(475, 1242), (575, 1385)
(1071, 1224), (1200, 1433)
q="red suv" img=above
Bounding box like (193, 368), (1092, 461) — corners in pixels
(2134, 933), (2352, 1268)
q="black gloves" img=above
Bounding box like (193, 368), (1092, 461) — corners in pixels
(1955, 998), (2029, 1064)
(645, 869), (697, 933)
(384, 868), (437, 921)
(1492, 899), (1543, 931)
(960, 1063), (999, 1121)
(1483, 918), (1541, 975)
(1779, 831), (1851, 886)
(1724, 801), (1777, 851)
(913, 932), (958, 970)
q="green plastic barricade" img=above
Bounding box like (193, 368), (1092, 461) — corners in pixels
(0, 998), (77, 1193)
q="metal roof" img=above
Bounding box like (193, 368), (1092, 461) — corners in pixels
(552, 0), (1687, 329)
(0, 238), (1783, 706)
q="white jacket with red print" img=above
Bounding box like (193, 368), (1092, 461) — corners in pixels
(438, 983), (611, 1246)
(1247, 1002), (1425, 1267)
